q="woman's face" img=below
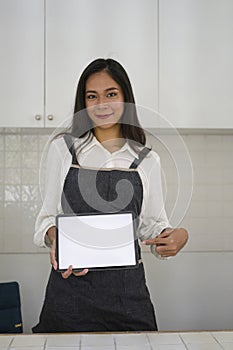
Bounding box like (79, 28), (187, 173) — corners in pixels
(85, 71), (124, 131)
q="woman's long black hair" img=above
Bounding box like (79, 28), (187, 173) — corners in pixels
(71, 58), (146, 147)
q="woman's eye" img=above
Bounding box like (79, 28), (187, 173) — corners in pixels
(107, 92), (117, 98)
(86, 94), (96, 100)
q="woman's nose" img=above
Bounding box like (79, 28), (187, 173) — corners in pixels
(97, 96), (109, 107)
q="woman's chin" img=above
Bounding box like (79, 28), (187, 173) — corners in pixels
(95, 121), (118, 129)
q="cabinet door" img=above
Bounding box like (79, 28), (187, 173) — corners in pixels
(45, 0), (158, 128)
(159, 0), (233, 128)
(0, 0), (44, 127)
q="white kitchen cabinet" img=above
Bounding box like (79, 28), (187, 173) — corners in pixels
(45, 0), (158, 129)
(0, 0), (44, 127)
(2, 0), (233, 129)
(159, 0), (233, 129)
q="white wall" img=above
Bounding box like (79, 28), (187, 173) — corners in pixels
(143, 251), (233, 331)
(1, 251), (233, 333)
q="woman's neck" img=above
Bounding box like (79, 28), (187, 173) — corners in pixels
(93, 124), (125, 153)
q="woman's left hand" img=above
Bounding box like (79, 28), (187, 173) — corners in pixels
(142, 228), (188, 258)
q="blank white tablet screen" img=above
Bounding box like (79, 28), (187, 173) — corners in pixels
(57, 212), (137, 270)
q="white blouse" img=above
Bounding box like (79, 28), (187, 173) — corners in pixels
(34, 134), (170, 257)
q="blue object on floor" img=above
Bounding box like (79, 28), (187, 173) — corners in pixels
(0, 282), (23, 333)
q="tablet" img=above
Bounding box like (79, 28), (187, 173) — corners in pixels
(56, 212), (138, 271)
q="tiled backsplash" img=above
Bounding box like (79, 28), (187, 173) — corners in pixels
(0, 128), (50, 253)
(0, 128), (233, 253)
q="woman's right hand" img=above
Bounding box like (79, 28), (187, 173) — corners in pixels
(46, 226), (88, 279)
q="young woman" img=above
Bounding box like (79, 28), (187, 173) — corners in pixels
(32, 58), (188, 332)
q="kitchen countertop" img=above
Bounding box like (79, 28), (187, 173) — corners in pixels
(0, 331), (233, 350)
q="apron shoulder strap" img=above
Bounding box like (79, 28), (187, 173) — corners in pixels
(129, 147), (151, 169)
(63, 134), (79, 165)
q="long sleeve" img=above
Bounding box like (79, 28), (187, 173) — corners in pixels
(137, 151), (170, 257)
(33, 137), (71, 247)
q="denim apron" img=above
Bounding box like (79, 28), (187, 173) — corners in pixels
(32, 135), (157, 333)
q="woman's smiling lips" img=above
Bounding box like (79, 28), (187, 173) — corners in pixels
(95, 113), (113, 119)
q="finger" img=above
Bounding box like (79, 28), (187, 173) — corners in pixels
(141, 238), (157, 245)
(142, 237), (168, 245)
(153, 236), (172, 245)
(156, 245), (178, 257)
(73, 269), (89, 277)
(61, 265), (73, 279)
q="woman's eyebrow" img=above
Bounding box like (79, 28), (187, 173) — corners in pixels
(105, 87), (119, 92)
(86, 87), (119, 94)
(85, 90), (96, 94)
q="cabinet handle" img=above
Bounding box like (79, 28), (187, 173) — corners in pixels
(47, 115), (54, 121)
(35, 115), (42, 121)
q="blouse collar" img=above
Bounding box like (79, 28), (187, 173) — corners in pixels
(77, 133), (141, 159)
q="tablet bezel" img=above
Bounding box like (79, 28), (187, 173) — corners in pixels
(56, 211), (139, 272)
